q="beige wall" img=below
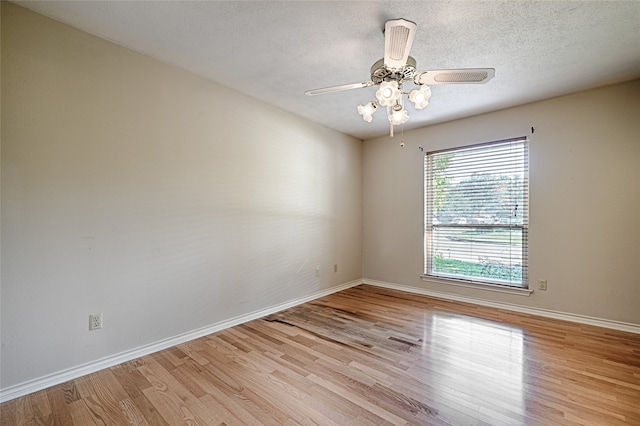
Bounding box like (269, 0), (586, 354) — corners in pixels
(1, 3), (362, 389)
(363, 79), (640, 325)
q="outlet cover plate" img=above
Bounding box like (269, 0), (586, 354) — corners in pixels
(89, 313), (103, 330)
(538, 280), (548, 291)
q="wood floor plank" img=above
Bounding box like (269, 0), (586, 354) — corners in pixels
(67, 399), (102, 425)
(0, 400), (17, 426)
(2, 284), (639, 425)
(15, 389), (51, 424)
(139, 358), (221, 425)
(118, 397), (150, 426)
(45, 385), (74, 425)
(130, 393), (170, 426)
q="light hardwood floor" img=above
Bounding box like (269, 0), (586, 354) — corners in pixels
(1, 284), (639, 425)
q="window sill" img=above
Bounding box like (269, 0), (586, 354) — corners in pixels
(420, 275), (533, 296)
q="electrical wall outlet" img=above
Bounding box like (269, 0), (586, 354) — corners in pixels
(89, 313), (103, 331)
(315, 268), (320, 277)
(538, 280), (548, 291)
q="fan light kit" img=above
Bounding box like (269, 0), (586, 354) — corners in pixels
(305, 19), (495, 137)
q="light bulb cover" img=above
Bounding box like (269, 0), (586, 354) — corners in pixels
(375, 81), (402, 107)
(357, 102), (377, 122)
(388, 106), (409, 125)
(408, 85), (432, 109)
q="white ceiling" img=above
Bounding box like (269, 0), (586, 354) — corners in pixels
(14, 1), (640, 140)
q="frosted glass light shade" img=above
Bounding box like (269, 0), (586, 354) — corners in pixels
(408, 85), (432, 109)
(375, 81), (402, 107)
(357, 102), (377, 122)
(388, 106), (409, 125)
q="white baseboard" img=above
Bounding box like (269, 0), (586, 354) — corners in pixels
(0, 279), (362, 403)
(363, 279), (640, 335)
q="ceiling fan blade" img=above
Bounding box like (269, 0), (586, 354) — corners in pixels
(384, 19), (417, 70)
(304, 81), (374, 96)
(414, 68), (495, 85)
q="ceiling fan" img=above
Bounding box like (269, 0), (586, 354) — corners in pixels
(305, 19), (495, 136)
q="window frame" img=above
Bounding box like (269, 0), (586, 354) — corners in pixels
(423, 137), (529, 289)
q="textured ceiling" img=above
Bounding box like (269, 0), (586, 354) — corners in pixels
(14, 1), (640, 140)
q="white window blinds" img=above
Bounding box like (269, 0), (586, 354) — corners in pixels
(425, 137), (529, 287)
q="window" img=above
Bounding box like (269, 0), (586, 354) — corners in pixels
(424, 137), (529, 288)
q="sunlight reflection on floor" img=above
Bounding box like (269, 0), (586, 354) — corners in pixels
(426, 314), (525, 423)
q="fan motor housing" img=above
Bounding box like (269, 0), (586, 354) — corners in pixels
(370, 56), (417, 84)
